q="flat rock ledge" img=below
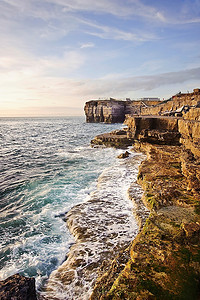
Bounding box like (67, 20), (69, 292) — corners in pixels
(91, 130), (134, 149)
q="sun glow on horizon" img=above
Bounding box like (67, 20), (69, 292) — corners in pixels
(0, 0), (199, 116)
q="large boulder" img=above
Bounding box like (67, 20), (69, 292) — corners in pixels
(0, 274), (37, 300)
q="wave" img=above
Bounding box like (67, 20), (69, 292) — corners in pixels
(42, 152), (146, 300)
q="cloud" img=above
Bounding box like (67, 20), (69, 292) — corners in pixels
(80, 42), (95, 49)
(0, 47), (85, 76)
(59, 67), (200, 98)
(46, 0), (165, 21)
(1, 64), (199, 116)
(79, 19), (157, 42)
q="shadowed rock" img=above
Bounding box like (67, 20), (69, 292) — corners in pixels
(0, 274), (37, 300)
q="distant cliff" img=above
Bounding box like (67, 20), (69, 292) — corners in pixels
(84, 99), (160, 123)
(84, 90), (200, 123)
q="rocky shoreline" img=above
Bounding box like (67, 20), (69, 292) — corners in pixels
(91, 142), (200, 299)
(43, 152), (147, 299)
(1, 89), (200, 299)
(88, 91), (200, 299)
(44, 95), (200, 299)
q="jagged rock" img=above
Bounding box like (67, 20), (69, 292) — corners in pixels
(117, 151), (130, 159)
(0, 274), (37, 300)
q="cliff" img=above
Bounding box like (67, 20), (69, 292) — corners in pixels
(84, 99), (161, 123)
(90, 99), (200, 299)
(85, 89), (200, 124)
(141, 88), (200, 116)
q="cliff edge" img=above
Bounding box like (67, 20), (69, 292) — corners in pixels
(84, 99), (161, 123)
(90, 91), (200, 299)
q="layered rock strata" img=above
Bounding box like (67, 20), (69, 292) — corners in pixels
(125, 116), (181, 145)
(84, 99), (161, 123)
(91, 130), (134, 148)
(141, 88), (200, 116)
(84, 89), (200, 124)
(90, 111), (200, 299)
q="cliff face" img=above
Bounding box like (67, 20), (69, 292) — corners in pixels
(125, 116), (180, 145)
(84, 99), (161, 123)
(85, 89), (200, 123)
(90, 105), (200, 299)
(84, 100), (126, 123)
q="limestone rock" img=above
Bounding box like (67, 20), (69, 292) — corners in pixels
(84, 99), (161, 123)
(91, 130), (134, 148)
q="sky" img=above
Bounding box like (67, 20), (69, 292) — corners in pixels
(0, 0), (200, 117)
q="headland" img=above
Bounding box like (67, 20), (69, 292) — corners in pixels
(88, 89), (200, 299)
(1, 89), (200, 299)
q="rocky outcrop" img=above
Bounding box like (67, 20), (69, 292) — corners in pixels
(117, 151), (130, 159)
(91, 145), (200, 300)
(125, 116), (181, 145)
(84, 100), (126, 123)
(85, 89), (200, 124)
(91, 130), (134, 148)
(141, 88), (200, 116)
(0, 274), (37, 300)
(84, 99), (161, 123)
(89, 104), (200, 299)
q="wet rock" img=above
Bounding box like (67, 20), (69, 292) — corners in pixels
(91, 130), (134, 149)
(117, 151), (130, 159)
(0, 274), (37, 300)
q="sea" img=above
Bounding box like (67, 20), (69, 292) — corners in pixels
(0, 116), (145, 299)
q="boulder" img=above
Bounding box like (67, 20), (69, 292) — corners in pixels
(0, 274), (37, 300)
(117, 151), (130, 159)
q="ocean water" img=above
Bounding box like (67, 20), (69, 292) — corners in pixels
(0, 116), (145, 299)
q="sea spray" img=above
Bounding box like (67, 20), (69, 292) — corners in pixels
(0, 117), (121, 291)
(43, 152), (146, 300)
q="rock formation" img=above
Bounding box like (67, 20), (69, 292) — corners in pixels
(0, 274), (37, 300)
(84, 99), (161, 123)
(85, 89), (200, 124)
(89, 90), (200, 299)
(141, 88), (200, 116)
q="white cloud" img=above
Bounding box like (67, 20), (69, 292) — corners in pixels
(79, 19), (157, 42)
(46, 0), (165, 21)
(80, 42), (95, 49)
(0, 47), (85, 76)
(1, 63), (199, 116)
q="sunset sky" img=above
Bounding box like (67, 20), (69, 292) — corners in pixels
(0, 0), (200, 116)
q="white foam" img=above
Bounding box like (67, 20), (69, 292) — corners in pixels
(44, 152), (146, 300)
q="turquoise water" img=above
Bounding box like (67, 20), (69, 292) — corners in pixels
(0, 116), (121, 289)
